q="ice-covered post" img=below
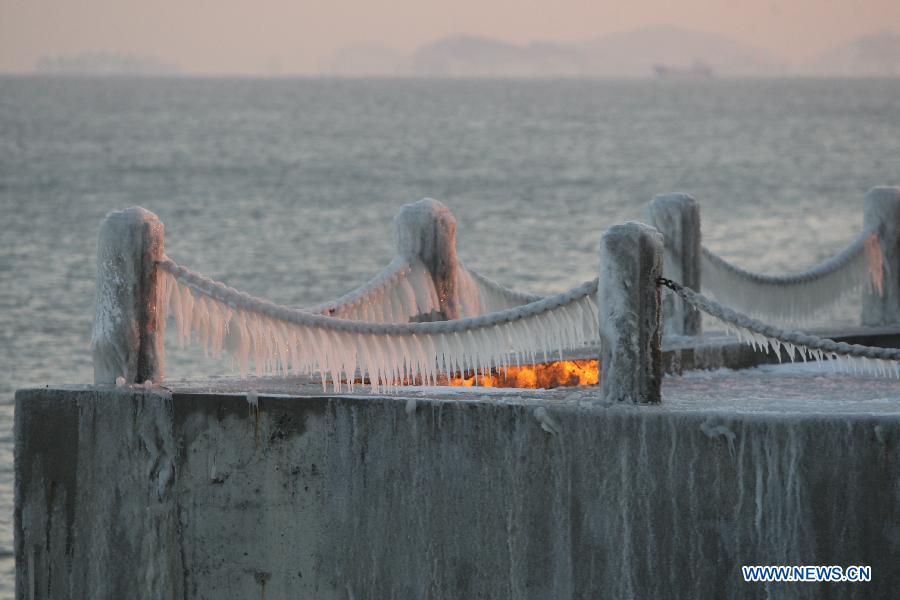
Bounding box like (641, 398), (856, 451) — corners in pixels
(394, 198), (460, 320)
(91, 207), (165, 385)
(645, 193), (701, 336)
(598, 222), (663, 404)
(862, 187), (900, 326)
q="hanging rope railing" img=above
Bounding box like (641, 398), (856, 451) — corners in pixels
(700, 228), (883, 322)
(91, 190), (898, 405)
(658, 277), (900, 377)
(157, 257), (599, 391)
(462, 266), (545, 308)
(298, 198), (545, 324)
(302, 257), (439, 322)
(645, 188), (900, 332)
(302, 259), (544, 324)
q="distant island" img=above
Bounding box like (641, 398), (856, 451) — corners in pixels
(36, 52), (180, 76)
(322, 27), (900, 79)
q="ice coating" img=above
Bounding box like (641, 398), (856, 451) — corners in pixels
(700, 229), (882, 325)
(662, 281), (900, 378)
(644, 193), (702, 336)
(598, 222), (663, 403)
(91, 206), (165, 385)
(393, 198), (461, 319)
(460, 266), (544, 312)
(862, 186), (900, 325)
(533, 406), (562, 435)
(303, 198), (538, 323)
(158, 262), (599, 392)
(305, 258), (445, 322)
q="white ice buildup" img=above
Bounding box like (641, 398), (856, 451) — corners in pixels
(533, 407), (562, 436)
(701, 229), (883, 325)
(393, 198), (462, 320)
(665, 280), (900, 378)
(598, 222), (663, 404)
(305, 258), (445, 323)
(645, 193), (702, 336)
(91, 207), (166, 385)
(157, 258), (599, 392)
(862, 186), (900, 325)
(304, 198), (537, 323)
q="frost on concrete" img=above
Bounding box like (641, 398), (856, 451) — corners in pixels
(533, 406), (562, 435)
(246, 389), (259, 412)
(18, 382), (899, 598)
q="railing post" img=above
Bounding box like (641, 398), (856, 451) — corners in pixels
(645, 193), (701, 336)
(91, 207), (165, 385)
(394, 198), (460, 320)
(598, 222), (663, 404)
(862, 187), (900, 326)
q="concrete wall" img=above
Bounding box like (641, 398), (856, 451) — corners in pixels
(15, 386), (900, 599)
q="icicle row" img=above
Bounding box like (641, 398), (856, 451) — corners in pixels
(157, 258), (600, 392)
(661, 279), (900, 378)
(306, 260), (555, 324)
(304, 257), (445, 323)
(461, 266), (547, 313)
(716, 318), (900, 379)
(700, 229), (882, 324)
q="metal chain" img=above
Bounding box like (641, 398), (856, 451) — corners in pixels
(657, 277), (900, 362)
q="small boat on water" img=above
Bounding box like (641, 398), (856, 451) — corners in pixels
(652, 60), (714, 79)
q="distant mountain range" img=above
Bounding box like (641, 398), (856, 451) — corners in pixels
(805, 31), (900, 77)
(324, 27), (900, 78)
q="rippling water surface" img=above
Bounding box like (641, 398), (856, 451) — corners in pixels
(1, 76), (899, 596)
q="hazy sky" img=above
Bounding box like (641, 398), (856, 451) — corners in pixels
(1, 0), (898, 74)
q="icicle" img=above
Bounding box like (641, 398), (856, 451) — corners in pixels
(161, 264), (605, 392)
(701, 231), (875, 325)
(715, 313), (900, 380)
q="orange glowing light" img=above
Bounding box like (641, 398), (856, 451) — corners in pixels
(449, 359), (598, 389)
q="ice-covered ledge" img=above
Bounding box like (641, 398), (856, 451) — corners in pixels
(16, 369), (900, 599)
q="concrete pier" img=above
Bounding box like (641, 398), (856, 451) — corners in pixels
(15, 374), (900, 599)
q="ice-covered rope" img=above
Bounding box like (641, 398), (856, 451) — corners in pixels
(462, 266), (545, 310)
(303, 257), (444, 322)
(156, 257), (600, 391)
(700, 228), (883, 323)
(301, 260), (544, 323)
(659, 277), (900, 378)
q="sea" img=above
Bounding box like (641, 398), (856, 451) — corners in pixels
(1, 75), (899, 595)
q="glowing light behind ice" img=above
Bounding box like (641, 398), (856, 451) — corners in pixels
(158, 266), (599, 392)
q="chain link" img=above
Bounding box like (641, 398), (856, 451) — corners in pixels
(657, 277), (900, 362)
